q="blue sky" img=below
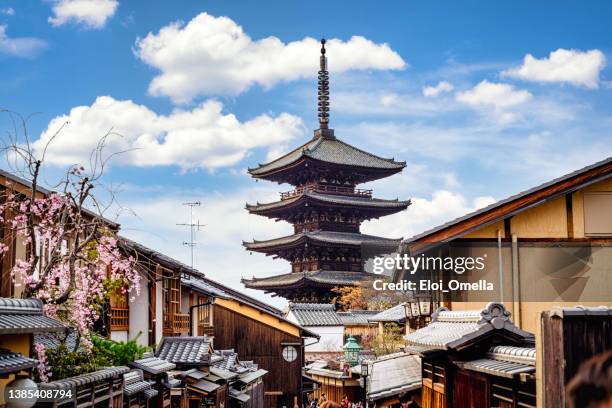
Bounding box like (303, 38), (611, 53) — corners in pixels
(1, 1), (611, 307)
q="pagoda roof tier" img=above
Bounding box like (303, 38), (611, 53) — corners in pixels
(246, 191), (410, 218)
(242, 270), (379, 290)
(248, 134), (406, 184)
(243, 230), (401, 253)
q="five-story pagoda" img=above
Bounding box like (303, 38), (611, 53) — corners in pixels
(243, 39), (410, 303)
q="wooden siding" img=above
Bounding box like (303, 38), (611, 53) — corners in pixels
(541, 311), (612, 408)
(212, 304), (303, 408)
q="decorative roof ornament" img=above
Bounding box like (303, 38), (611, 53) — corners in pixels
(317, 38), (334, 138)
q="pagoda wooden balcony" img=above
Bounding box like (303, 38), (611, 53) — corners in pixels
(163, 312), (191, 335)
(109, 307), (129, 331)
(280, 185), (372, 200)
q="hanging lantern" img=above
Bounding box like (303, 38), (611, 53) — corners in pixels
(403, 302), (413, 319)
(343, 335), (361, 367)
(417, 293), (433, 316)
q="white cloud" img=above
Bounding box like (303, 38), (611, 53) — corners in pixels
(48, 0), (118, 29)
(456, 80), (532, 109)
(0, 8), (15, 16)
(502, 48), (605, 88)
(134, 12), (406, 103)
(423, 81), (454, 97)
(0, 25), (46, 58)
(455, 80), (532, 124)
(363, 190), (496, 239)
(34, 96), (304, 171)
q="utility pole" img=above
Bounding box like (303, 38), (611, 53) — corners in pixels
(177, 201), (204, 268)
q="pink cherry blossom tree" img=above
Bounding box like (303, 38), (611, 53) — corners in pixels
(0, 112), (140, 345)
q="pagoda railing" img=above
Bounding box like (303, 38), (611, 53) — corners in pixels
(280, 185), (372, 200)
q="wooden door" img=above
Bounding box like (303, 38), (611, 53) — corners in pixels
(453, 369), (488, 408)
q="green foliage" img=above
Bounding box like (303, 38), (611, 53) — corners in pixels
(39, 333), (151, 381)
(91, 333), (150, 366)
(371, 322), (405, 357)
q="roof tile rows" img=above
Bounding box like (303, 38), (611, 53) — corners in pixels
(243, 270), (378, 288)
(368, 303), (407, 323)
(0, 349), (37, 375)
(0, 297), (65, 335)
(247, 191), (410, 213)
(249, 136), (406, 176)
(457, 346), (536, 379)
(244, 230), (401, 251)
(405, 303), (534, 352)
(39, 366), (131, 389)
(288, 303), (343, 326)
(156, 336), (219, 366)
(367, 353), (422, 401)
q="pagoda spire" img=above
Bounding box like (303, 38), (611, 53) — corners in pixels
(317, 39), (334, 138)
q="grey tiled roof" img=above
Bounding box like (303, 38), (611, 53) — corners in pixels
(247, 192), (410, 213)
(288, 303), (342, 326)
(156, 337), (217, 366)
(404, 303), (534, 351)
(34, 329), (79, 351)
(0, 298), (66, 334)
(244, 230), (401, 251)
(367, 353), (422, 401)
(39, 366), (130, 388)
(180, 275), (230, 300)
(123, 369), (154, 397)
(188, 379), (221, 393)
(368, 303), (407, 323)
(230, 388), (251, 403)
(249, 136), (406, 176)
(243, 270), (378, 289)
(548, 305), (612, 317)
(457, 345), (536, 379)
(337, 311), (379, 326)
(128, 356), (176, 375)
(237, 368), (268, 384)
(0, 349), (37, 375)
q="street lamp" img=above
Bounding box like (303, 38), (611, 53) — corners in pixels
(343, 335), (361, 367)
(360, 360), (369, 377)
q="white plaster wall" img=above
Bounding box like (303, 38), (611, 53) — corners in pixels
(110, 330), (128, 342)
(285, 312), (344, 352)
(129, 276), (149, 347)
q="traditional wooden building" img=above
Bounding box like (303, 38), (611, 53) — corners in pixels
(405, 303), (536, 408)
(399, 156), (612, 334)
(365, 353), (421, 407)
(119, 238), (319, 408)
(242, 40), (409, 303)
(337, 310), (379, 347)
(0, 297), (66, 405)
(305, 360), (364, 404)
(540, 305), (612, 408)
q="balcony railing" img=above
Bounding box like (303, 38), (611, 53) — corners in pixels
(109, 307), (129, 331)
(280, 185), (372, 200)
(173, 313), (190, 334)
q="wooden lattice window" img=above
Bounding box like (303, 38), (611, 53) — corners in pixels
(109, 291), (129, 331)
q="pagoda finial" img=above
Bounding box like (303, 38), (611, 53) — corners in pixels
(318, 38), (330, 130)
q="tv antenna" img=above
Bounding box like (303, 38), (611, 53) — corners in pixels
(177, 201), (205, 268)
